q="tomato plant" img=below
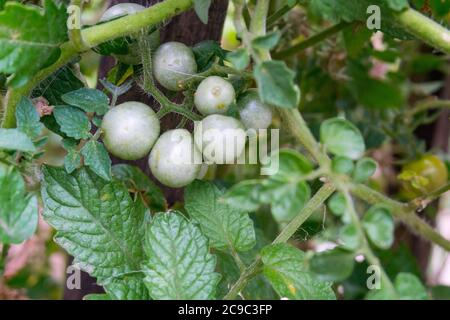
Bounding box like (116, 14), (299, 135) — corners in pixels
(2, 0), (450, 301)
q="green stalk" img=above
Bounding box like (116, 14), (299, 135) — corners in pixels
(395, 8), (450, 54)
(224, 183), (335, 300)
(343, 190), (398, 297)
(350, 183), (450, 252)
(278, 108), (331, 166)
(2, 0), (194, 128)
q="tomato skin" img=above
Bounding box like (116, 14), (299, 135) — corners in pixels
(194, 76), (235, 115)
(194, 115), (246, 164)
(99, 4), (160, 65)
(101, 102), (160, 160)
(153, 42), (197, 91)
(237, 90), (272, 130)
(99, 3), (146, 22)
(399, 154), (448, 199)
(149, 129), (201, 188)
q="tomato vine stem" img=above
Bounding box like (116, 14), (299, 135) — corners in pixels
(342, 189), (398, 298)
(224, 183), (335, 300)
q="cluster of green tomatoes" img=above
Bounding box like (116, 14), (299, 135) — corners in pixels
(99, 4), (273, 188)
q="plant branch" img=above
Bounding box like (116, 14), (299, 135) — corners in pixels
(278, 108), (331, 166)
(267, 0), (300, 28)
(224, 183), (335, 299)
(405, 99), (450, 120)
(395, 8), (450, 55)
(273, 182), (335, 244)
(350, 183), (450, 252)
(273, 22), (351, 58)
(409, 183), (450, 211)
(342, 190), (398, 297)
(2, 0), (195, 128)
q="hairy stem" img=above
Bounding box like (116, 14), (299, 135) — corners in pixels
(395, 8), (450, 55)
(343, 190), (397, 297)
(278, 108), (331, 166)
(224, 183), (335, 299)
(350, 183), (450, 252)
(267, 0), (300, 28)
(273, 183), (335, 244)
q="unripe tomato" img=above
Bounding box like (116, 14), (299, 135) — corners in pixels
(237, 90), (273, 130)
(149, 129), (201, 188)
(99, 3), (145, 22)
(101, 102), (160, 160)
(194, 115), (246, 164)
(194, 76), (235, 115)
(153, 42), (197, 91)
(399, 154), (448, 199)
(99, 3), (160, 66)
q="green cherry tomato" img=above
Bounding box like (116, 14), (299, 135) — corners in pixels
(399, 154), (448, 199)
(237, 90), (272, 130)
(194, 114), (246, 164)
(153, 42), (197, 91)
(149, 129), (201, 188)
(101, 101), (160, 160)
(194, 76), (235, 115)
(99, 3), (160, 66)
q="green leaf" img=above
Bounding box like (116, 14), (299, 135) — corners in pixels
(0, 128), (36, 152)
(252, 31), (282, 51)
(347, 61), (405, 109)
(80, 141), (111, 181)
(0, 167), (38, 244)
(362, 205), (394, 249)
(254, 60), (300, 108)
(61, 88), (110, 115)
(53, 106), (91, 140)
(310, 0), (408, 23)
(0, 0), (68, 87)
(32, 64), (84, 105)
(193, 0), (212, 24)
(353, 157), (377, 182)
(395, 273), (428, 300)
(16, 97), (43, 139)
(431, 285), (450, 300)
(261, 149), (313, 223)
(331, 156), (354, 175)
(143, 212), (220, 299)
(327, 192), (346, 216)
(226, 49), (250, 71)
(62, 139), (81, 174)
(216, 229), (277, 299)
(41, 166), (149, 299)
(192, 40), (226, 72)
(339, 223), (360, 250)
(223, 179), (263, 212)
(261, 243), (335, 300)
(185, 180), (256, 252)
(112, 164), (166, 212)
(320, 118), (365, 159)
(309, 247), (355, 282)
